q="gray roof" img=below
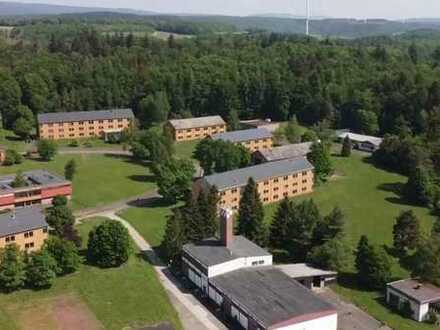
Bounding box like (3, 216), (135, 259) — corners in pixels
(203, 157), (314, 191)
(168, 116), (225, 130)
(211, 128), (272, 143)
(337, 132), (382, 147)
(0, 170), (69, 194)
(183, 236), (271, 267)
(276, 263), (337, 279)
(210, 267), (336, 328)
(257, 143), (313, 162)
(0, 207), (48, 237)
(387, 279), (440, 304)
(37, 109), (134, 124)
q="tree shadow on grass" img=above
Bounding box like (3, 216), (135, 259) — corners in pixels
(126, 196), (175, 209)
(127, 174), (156, 183)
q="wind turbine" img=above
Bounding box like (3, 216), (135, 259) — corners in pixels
(306, 0), (310, 36)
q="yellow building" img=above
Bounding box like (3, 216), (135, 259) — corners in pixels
(195, 157), (314, 211)
(166, 116), (226, 141)
(37, 109), (134, 140)
(0, 207), (49, 252)
(211, 128), (273, 152)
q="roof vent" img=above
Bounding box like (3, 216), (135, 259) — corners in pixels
(10, 211), (15, 220)
(414, 284), (423, 290)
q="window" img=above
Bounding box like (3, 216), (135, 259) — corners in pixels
(293, 174), (298, 178)
(118, 119), (123, 122)
(89, 120), (94, 124)
(24, 231), (34, 238)
(252, 261), (258, 266)
(220, 192), (226, 196)
(273, 195), (279, 200)
(302, 171), (308, 176)
(273, 187), (279, 192)
(273, 179), (279, 183)
(283, 176), (288, 180)
(293, 190), (298, 194)
(302, 179), (307, 184)
(258, 260), (264, 264)
(264, 181), (269, 186)
(98, 120), (104, 124)
(263, 197), (269, 202)
(283, 192), (288, 197)
(231, 189), (238, 194)
(5, 235), (15, 243)
(25, 242), (34, 249)
(302, 187), (307, 191)
(118, 125), (123, 128)
(264, 190), (269, 194)
(79, 121), (84, 125)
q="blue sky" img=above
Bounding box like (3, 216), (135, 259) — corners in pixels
(13, 0), (440, 19)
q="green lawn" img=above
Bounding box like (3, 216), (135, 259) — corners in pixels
(0, 217), (182, 330)
(0, 154), (155, 210)
(174, 140), (198, 161)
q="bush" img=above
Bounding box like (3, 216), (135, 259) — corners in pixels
(3, 149), (22, 166)
(426, 310), (440, 325)
(37, 139), (58, 161)
(69, 140), (79, 147)
(45, 237), (81, 275)
(87, 221), (131, 268)
(83, 141), (93, 148)
(0, 244), (26, 292)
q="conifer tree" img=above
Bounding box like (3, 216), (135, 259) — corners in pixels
(313, 206), (345, 246)
(161, 208), (186, 268)
(393, 210), (420, 253)
(341, 136), (352, 157)
(269, 198), (294, 249)
(432, 217), (440, 237)
(307, 142), (333, 182)
(237, 178), (267, 246)
(0, 244), (26, 292)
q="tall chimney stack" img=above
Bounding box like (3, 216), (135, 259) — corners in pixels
(220, 208), (234, 247)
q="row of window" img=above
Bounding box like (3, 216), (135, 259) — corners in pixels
(5, 230), (36, 243)
(47, 124), (125, 134)
(178, 125), (225, 133)
(46, 119), (125, 127)
(221, 187), (309, 205)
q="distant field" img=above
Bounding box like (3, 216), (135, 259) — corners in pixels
(0, 154), (155, 210)
(0, 217), (182, 330)
(152, 31), (194, 40)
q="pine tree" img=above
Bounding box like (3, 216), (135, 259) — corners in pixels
(313, 206), (345, 246)
(10, 170), (27, 188)
(64, 159), (77, 181)
(355, 235), (373, 285)
(404, 166), (433, 206)
(341, 136), (352, 157)
(269, 198), (294, 249)
(0, 244), (26, 292)
(199, 186), (219, 238)
(307, 142), (333, 182)
(393, 210), (420, 253)
(237, 178), (267, 246)
(161, 208), (186, 268)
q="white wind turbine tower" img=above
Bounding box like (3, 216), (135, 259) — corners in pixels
(306, 0), (311, 35)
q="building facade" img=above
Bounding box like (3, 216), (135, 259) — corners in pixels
(0, 207), (49, 252)
(211, 128), (273, 152)
(182, 210), (338, 330)
(37, 109), (134, 140)
(166, 116), (226, 142)
(0, 170), (72, 210)
(196, 158), (314, 211)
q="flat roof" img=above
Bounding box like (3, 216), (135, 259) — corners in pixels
(210, 267), (336, 328)
(183, 235), (271, 267)
(0, 170), (69, 194)
(256, 143), (313, 162)
(387, 279), (440, 304)
(203, 157), (314, 191)
(0, 207), (48, 237)
(337, 132), (382, 146)
(168, 116), (225, 130)
(276, 263), (337, 279)
(211, 128), (272, 143)
(37, 109), (134, 124)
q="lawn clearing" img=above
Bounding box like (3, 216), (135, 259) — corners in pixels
(174, 140), (198, 161)
(0, 217), (182, 330)
(0, 154), (155, 210)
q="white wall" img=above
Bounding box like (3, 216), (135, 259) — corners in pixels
(386, 287), (425, 322)
(208, 255), (273, 278)
(276, 313), (337, 330)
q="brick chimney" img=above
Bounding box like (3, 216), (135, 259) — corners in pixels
(219, 208), (234, 247)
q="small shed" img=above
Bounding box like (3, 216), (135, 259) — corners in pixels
(386, 279), (440, 322)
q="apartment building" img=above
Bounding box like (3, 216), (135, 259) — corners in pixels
(37, 109), (134, 140)
(166, 116), (226, 141)
(0, 170), (72, 210)
(182, 209), (338, 330)
(211, 128), (273, 152)
(0, 207), (49, 252)
(195, 157), (314, 211)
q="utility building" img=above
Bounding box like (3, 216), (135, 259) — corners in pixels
(166, 116), (226, 142)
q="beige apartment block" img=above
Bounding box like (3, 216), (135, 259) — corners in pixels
(166, 116), (227, 141)
(0, 207), (49, 252)
(37, 109), (134, 140)
(196, 157), (314, 211)
(211, 128), (273, 152)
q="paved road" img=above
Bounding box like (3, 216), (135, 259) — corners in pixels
(318, 288), (391, 330)
(80, 211), (225, 330)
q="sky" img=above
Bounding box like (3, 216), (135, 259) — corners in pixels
(12, 0), (440, 19)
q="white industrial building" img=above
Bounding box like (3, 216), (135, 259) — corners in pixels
(182, 209), (338, 330)
(337, 131), (383, 152)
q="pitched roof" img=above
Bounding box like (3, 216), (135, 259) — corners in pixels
(203, 157), (314, 191)
(37, 109), (134, 124)
(0, 207), (48, 237)
(0, 170), (69, 194)
(337, 132), (382, 147)
(210, 267), (336, 328)
(167, 116), (225, 130)
(387, 279), (440, 304)
(211, 128), (272, 143)
(256, 143), (313, 162)
(183, 235), (271, 267)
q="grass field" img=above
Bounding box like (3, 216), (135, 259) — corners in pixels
(0, 217), (182, 330)
(0, 154), (155, 210)
(120, 150), (438, 330)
